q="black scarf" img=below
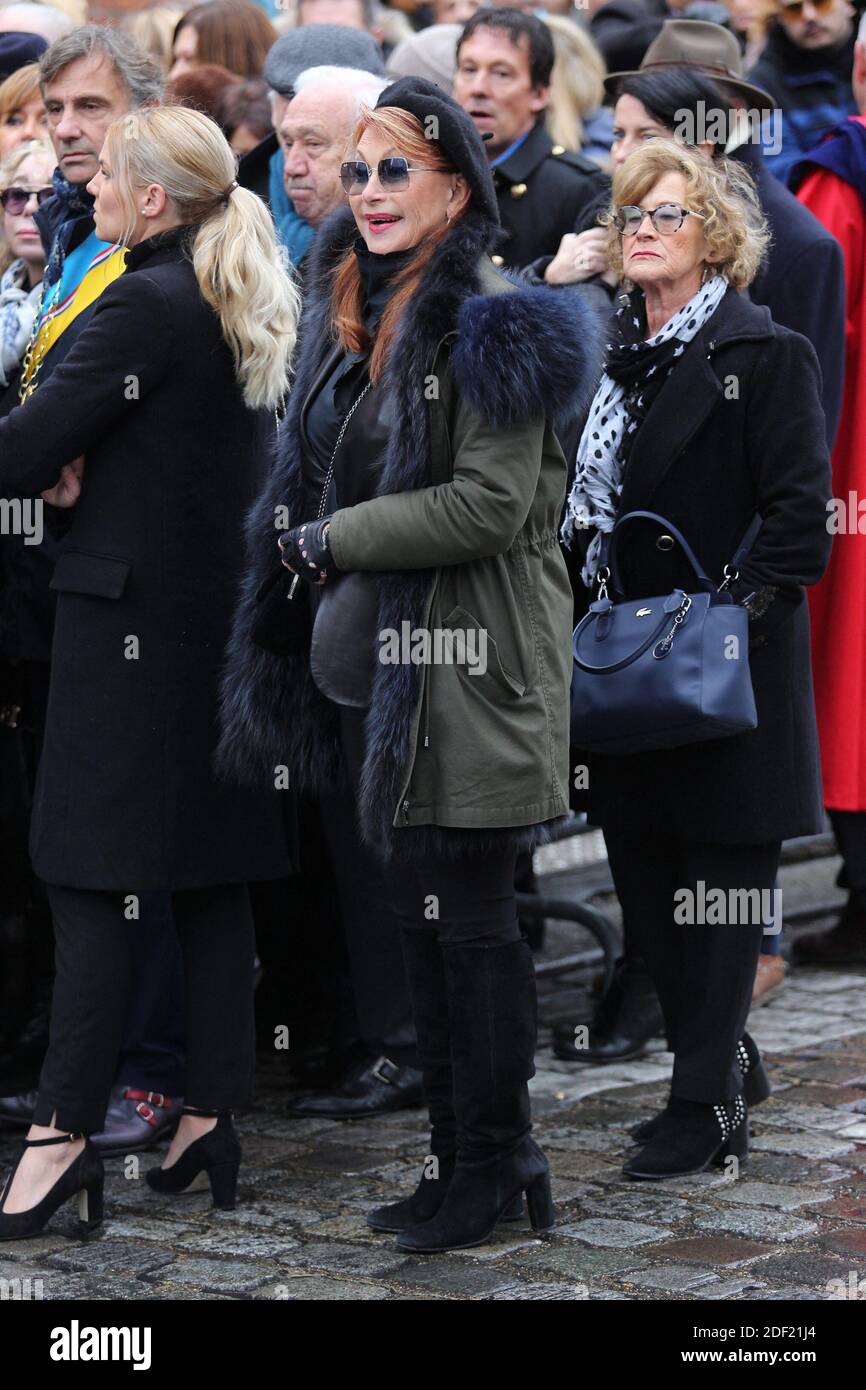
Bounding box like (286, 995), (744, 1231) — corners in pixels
(353, 239), (416, 331)
(602, 289), (688, 472)
(44, 169), (96, 288)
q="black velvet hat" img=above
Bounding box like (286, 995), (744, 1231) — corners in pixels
(374, 76), (500, 229)
(0, 31), (48, 81)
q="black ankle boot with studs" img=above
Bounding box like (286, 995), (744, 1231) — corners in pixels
(631, 1032), (769, 1144)
(623, 1094), (748, 1180)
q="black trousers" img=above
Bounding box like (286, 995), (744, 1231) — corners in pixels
(117, 893), (186, 1097)
(603, 826), (780, 1102)
(317, 704), (417, 1067)
(34, 882), (256, 1133)
(389, 853), (523, 947)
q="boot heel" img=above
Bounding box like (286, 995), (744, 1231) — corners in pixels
(500, 1192), (524, 1222)
(744, 1057), (771, 1106)
(73, 1179), (104, 1237)
(713, 1119), (749, 1168)
(208, 1161), (239, 1210)
(525, 1171), (555, 1233)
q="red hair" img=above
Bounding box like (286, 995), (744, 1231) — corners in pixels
(330, 105), (466, 383)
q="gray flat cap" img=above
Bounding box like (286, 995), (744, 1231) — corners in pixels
(385, 24), (460, 94)
(264, 25), (385, 95)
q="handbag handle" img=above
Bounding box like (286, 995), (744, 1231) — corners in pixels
(729, 513), (762, 573)
(599, 510), (762, 597)
(600, 511), (714, 595)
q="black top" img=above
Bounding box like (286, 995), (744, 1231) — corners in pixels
(727, 139), (844, 450)
(302, 239), (414, 708)
(301, 239), (413, 505)
(748, 22), (856, 105)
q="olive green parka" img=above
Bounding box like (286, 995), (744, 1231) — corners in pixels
(218, 207), (602, 861)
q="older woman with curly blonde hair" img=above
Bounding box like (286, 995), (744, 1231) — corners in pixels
(563, 140), (831, 1181)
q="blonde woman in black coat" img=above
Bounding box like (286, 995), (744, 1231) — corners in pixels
(0, 106), (299, 1240)
(564, 141), (831, 1180)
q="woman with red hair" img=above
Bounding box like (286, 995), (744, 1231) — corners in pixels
(221, 77), (602, 1253)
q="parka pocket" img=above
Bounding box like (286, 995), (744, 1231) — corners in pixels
(441, 605), (526, 697)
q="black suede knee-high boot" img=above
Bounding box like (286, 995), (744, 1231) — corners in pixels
(397, 939), (553, 1253)
(366, 928), (455, 1232)
(367, 929), (523, 1233)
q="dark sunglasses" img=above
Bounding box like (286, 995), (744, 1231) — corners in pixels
(1, 185), (54, 215)
(339, 157), (444, 195)
(781, 0), (833, 14)
(613, 203), (706, 237)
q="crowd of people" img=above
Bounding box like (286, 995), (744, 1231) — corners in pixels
(0, 0), (862, 1254)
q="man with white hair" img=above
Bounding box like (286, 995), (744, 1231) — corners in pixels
(236, 25), (384, 262)
(0, 3), (74, 45)
(280, 64), (388, 270)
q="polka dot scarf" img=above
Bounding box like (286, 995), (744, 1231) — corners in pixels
(562, 273), (728, 586)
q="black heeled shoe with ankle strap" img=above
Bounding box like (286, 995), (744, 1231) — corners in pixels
(145, 1106), (241, 1209)
(0, 1132), (104, 1242)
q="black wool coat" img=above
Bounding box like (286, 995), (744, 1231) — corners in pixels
(490, 122), (611, 270)
(0, 228), (294, 891)
(0, 202), (102, 669)
(731, 140), (845, 450)
(584, 287), (832, 844)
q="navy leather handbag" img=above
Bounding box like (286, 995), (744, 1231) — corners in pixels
(570, 510), (761, 754)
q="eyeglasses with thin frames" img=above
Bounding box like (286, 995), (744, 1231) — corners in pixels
(613, 203), (707, 237)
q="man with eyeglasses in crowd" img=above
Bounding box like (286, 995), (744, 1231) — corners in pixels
(748, 0), (859, 182)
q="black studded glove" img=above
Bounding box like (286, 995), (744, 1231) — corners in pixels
(277, 516), (336, 586)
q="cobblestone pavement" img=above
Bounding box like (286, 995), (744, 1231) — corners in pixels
(2, 846), (865, 1302)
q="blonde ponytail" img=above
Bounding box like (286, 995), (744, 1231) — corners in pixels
(106, 105), (300, 409)
(193, 185), (300, 409)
